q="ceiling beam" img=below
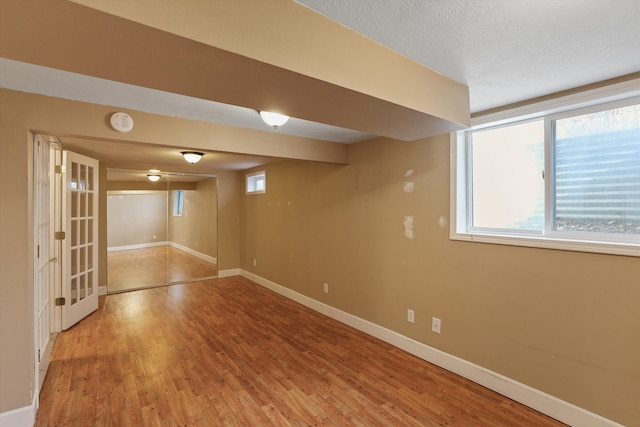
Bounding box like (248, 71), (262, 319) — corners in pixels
(1, 0), (470, 141)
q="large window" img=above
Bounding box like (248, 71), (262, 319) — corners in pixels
(452, 86), (640, 256)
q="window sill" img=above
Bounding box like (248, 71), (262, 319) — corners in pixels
(450, 230), (640, 258)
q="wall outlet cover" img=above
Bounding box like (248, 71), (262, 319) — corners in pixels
(432, 317), (441, 334)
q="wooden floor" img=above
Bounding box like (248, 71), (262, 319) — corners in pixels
(36, 276), (565, 426)
(108, 245), (217, 293)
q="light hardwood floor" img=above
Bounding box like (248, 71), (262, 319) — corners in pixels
(108, 245), (217, 293)
(36, 277), (566, 426)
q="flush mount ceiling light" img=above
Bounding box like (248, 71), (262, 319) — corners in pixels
(147, 174), (161, 182)
(259, 111), (290, 130)
(181, 151), (204, 164)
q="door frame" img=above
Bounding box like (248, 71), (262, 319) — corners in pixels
(32, 134), (62, 411)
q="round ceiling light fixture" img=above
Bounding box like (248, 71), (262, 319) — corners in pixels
(259, 111), (289, 130)
(147, 174), (161, 182)
(181, 151), (204, 164)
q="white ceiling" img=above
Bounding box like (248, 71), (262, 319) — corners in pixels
(2, 0), (639, 174)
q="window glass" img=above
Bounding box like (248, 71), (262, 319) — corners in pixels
(553, 104), (640, 234)
(246, 171), (266, 194)
(471, 120), (544, 230)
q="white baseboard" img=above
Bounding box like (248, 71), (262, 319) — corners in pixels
(218, 268), (241, 278)
(239, 269), (623, 427)
(0, 400), (36, 427)
(38, 333), (57, 391)
(107, 241), (168, 252)
(169, 242), (217, 264)
(98, 285), (108, 296)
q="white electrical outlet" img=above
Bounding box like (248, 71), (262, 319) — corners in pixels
(253, 258), (257, 267)
(432, 317), (441, 334)
(323, 283), (329, 293)
(407, 309), (415, 323)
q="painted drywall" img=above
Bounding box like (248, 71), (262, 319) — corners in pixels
(216, 170), (242, 271)
(108, 181), (196, 192)
(106, 192), (168, 248)
(98, 164), (108, 290)
(240, 137), (640, 426)
(168, 179), (217, 260)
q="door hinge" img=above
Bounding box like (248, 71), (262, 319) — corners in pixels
(55, 165), (66, 174)
(55, 297), (65, 306)
(37, 245), (40, 259)
(38, 349), (41, 363)
(55, 231), (66, 240)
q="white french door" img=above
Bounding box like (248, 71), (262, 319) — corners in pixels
(61, 150), (99, 329)
(34, 135), (54, 388)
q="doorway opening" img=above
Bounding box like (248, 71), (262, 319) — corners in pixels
(33, 138), (101, 407)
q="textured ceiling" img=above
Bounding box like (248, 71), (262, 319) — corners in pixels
(297, 0), (640, 113)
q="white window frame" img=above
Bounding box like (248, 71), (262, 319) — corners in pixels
(246, 170), (266, 194)
(451, 78), (640, 257)
(172, 190), (184, 216)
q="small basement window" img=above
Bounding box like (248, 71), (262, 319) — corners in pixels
(246, 171), (266, 194)
(172, 190), (184, 216)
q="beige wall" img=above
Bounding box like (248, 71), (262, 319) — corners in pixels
(241, 137), (640, 426)
(217, 170), (241, 271)
(108, 181), (195, 192)
(168, 178), (218, 259)
(107, 192), (168, 248)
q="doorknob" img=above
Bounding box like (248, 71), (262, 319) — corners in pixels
(49, 257), (58, 263)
